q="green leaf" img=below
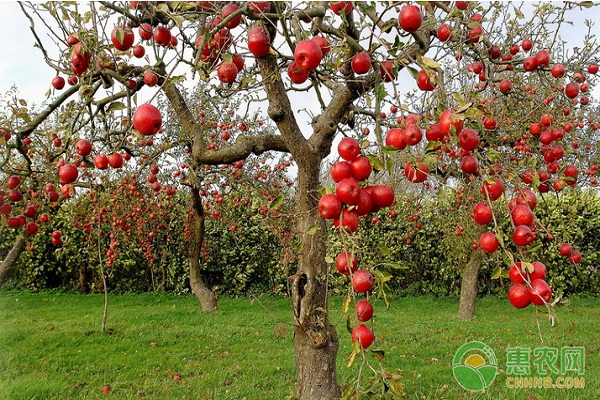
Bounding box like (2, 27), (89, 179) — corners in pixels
(491, 265), (503, 279)
(107, 102), (126, 112)
(406, 66), (419, 80)
(269, 194), (283, 210)
(378, 243), (391, 257)
(418, 55), (440, 69)
(342, 295), (351, 314)
(513, 5), (525, 18)
(307, 225), (320, 235)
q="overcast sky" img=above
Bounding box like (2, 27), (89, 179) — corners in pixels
(1, 2), (599, 106)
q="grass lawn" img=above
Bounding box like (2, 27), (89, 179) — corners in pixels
(0, 292), (597, 399)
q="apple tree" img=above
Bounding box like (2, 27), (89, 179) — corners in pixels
(11, 1), (600, 398)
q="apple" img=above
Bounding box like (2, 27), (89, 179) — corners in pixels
(551, 64), (565, 78)
(311, 35), (331, 57)
(530, 261), (547, 281)
(154, 26), (172, 47)
(231, 55), (245, 72)
(336, 178), (360, 205)
(318, 194), (342, 219)
(6, 175), (21, 189)
(510, 205), (534, 226)
(75, 139), (92, 156)
(558, 242), (573, 257)
(133, 104), (162, 135)
(460, 155), (478, 175)
(173, 373), (181, 381)
(52, 76), (65, 90)
(330, 1), (353, 15)
(25, 221), (39, 235)
(355, 300), (374, 322)
(351, 52), (371, 75)
(369, 185), (394, 208)
(437, 23), (452, 42)
(508, 283), (531, 309)
(588, 63), (599, 74)
(351, 324), (374, 348)
(513, 225), (535, 247)
(335, 251), (358, 275)
(248, 26), (271, 57)
(379, 60), (395, 82)
(527, 279), (552, 305)
(416, 70), (436, 91)
(350, 156), (372, 181)
(217, 61), (238, 83)
(523, 56), (537, 71)
(499, 79), (512, 94)
(144, 72), (158, 87)
(568, 250), (582, 263)
(438, 109), (463, 135)
(221, 2), (241, 29)
(0, 203), (11, 214)
(472, 202), (493, 225)
(352, 269), (374, 292)
(249, 1), (270, 13)
(402, 124), (422, 146)
(458, 128), (480, 151)
(294, 40), (322, 71)
(334, 208), (359, 233)
(356, 189), (373, 215)
(385, 128), (406, 150)
(399, 5), (422, 33)
(479, 232), (499, 253)
(58, 164), (78, 184)
(111, 26), (134, 51)
(404, 160), (428, 183)
(102, 385), (111, 393)
(535, 49), (550, 67)
(481, 177), (504, 201)
(338, 137), (360, 161)
(94, 154), (109, 170)
(139, 23), (153, 40)
(508, 263), (526, 284)
(108, 153), (124, 168)
(330, 161), (352, 182)
(287, 61), (309, 84)
(564, 82), (579, 99)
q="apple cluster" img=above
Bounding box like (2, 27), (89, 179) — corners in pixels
(319, 137), (396, 349)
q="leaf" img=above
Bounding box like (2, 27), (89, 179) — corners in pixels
(418, 55), (440, 69)
(371, 348), (385, 362)
(513, 5), (525, 18)
(107, 102), (126, 112)
(307, 225), (320, 235)
(342, 295), (351, 314)
(406, 65), (419, 80)
(378, 243), (391, 257)
(522, 261), (534, 274)
(491, 265), (503, 279)
(269, 194), (283, 210)
(367, 154), (384, 172)
(486, 148), (501, 163)
(346, 315), (353, 334)
(347, 341), (361, 367)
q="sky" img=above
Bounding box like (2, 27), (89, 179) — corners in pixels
(1, 2), (600, 108)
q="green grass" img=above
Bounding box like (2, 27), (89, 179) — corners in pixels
(0, 292), (598, 399)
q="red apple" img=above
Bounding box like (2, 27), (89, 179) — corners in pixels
(75, 139), (92, 156)
(111, 26), (134, 51)
(335, 251), (358, 275)
(108, 153), (123, 168)
(217, 61), (238, 83)
(52, 76), (65, 90)
(458, 128), (480, 151)
(248, 26), (271, 57)
(479, 232), (499, 253)
(510, 205), (534, 226)
(355, 300), (374, 322)
(385, 128), (406, 150)
(350, 156), (372, 181)
(338, 137), (360, 161)
(58, 164), (78, 185)
(94, 154), (109, 170)
(336, 178), (360, 205)
(471, 202), (493, 225)
(334, 208), (359, 233)
(351, 52), (371, 75)
(508, 263), (526, 284)
(513, 225), (535, 247)
(133, 104), (162, 135)
(294, 40), (322, 71)
(330, 161), (352, 182)
(402, 124), (422, 146)
(287, 61), (309, 84)
(351, 324), (374, 348)
(527, 279), (552, 305)
(399, 5), (422, 33)
(508, 283), (531, 309)
(318, 194), (342, 219)
(154, 26), (172, 47)
(221, 2), (241, 29)
(369, 185), (394, 209)
(352, 269), (374, 292)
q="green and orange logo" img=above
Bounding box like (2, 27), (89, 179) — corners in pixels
(453, 341), (498, 392)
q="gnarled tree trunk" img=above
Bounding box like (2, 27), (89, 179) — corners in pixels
(457, 248), (483, 320)
(0, 236), (27, 289)
(291, 160), (341, 400)
(189, 188), (217, 312)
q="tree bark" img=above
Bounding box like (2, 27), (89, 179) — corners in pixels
(457, 248), (483, 320)
(0, 236), (27, 289)
(189, 188), (218, 312)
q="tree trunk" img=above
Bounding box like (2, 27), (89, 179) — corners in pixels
(457, 248), (483, 320)
(291, 161), (341, 400)
(189, 188), (217, 312)
(0, 236), (27, 289)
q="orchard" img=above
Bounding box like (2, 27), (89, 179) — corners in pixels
(1, 1), (600, 399)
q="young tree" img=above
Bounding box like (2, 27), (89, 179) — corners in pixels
(5, 1), (599, 398)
